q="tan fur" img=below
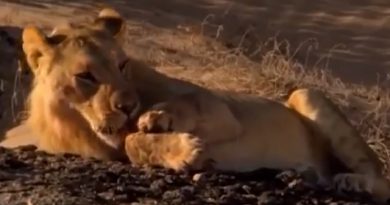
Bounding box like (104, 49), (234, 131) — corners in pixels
(1, 8), (141, 161)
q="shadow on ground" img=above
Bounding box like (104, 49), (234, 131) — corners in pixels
(0, 25), (30, 137)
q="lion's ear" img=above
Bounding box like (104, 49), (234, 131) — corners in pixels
(94, 8), (124, 37)
(22, 26), (53, 73)
(50, 21), (73, 36)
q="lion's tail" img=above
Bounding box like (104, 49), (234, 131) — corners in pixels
(285, 88), (382, 176)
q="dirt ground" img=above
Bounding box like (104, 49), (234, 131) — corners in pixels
(0, 0), (390, 204)
(0, 146), (375, 205)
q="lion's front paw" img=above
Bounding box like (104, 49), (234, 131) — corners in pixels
(162, 133), (203, 171)
(124, 132), (155, 168)
(137, 110), (172, 133)
(125, 132), (203, 171)
(333, 173), (372, 194)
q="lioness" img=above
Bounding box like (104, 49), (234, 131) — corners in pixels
(1, 8), (389, 203)
(2, 8), (142, 160)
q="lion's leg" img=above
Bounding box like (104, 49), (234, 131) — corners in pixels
(2, 124), (124, 161)
(124, 132), (203, 171)
(286, 88), (382, 175)
(286, 88), (390, 202)
(138, 92), (242, 145)
(0, 124), (38, 148)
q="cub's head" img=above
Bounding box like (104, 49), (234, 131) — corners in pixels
(22, 9), (140, 146)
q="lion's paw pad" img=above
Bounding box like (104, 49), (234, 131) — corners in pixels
(137, 110), (172, 133)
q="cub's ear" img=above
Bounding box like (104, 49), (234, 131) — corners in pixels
(94, 8), (124, 37)
(22, 25), (53, 74)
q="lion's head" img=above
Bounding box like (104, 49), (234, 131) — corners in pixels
(22, 9), (141, 148)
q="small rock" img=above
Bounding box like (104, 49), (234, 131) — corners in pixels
(192, 173), (206, 183)
(162, 190), (182, 200)
(98, 191), (115, 201)
(150, 179), (166, 194)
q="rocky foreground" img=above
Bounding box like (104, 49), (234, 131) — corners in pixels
(0, 146), (376, 205)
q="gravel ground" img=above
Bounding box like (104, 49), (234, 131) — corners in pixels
(0, 146), (377, 205)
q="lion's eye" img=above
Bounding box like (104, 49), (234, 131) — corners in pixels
(75, 71), (97, 84)
(118, 59), (129, 73)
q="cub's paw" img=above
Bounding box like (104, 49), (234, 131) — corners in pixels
(333, 173), (372, 194)
(137, 110), (172, 133)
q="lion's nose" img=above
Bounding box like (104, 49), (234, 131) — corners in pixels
(111, 90), (140, 117)
(96, 125), (114, 135)
(114, 102), (138, 116)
